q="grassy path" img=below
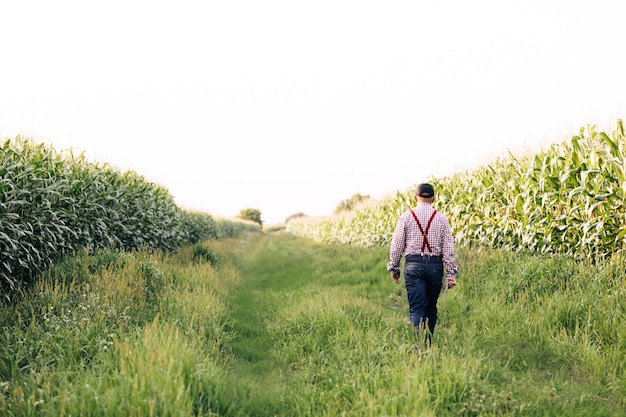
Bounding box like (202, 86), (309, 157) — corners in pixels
(1, 231), (623, 415)
(228, 232), (317, 374)
(224, 231), (404, 415)
(221, 232), (625, 416)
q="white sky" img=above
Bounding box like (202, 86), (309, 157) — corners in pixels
(1, 1), (625, 224)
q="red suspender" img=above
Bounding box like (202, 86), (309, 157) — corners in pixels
(410, 209), (437, 255)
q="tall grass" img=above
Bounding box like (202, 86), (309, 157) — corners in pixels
(0, 238), (247, 416)
(0, 232), (624, 415)
(254, 233), (623, 415)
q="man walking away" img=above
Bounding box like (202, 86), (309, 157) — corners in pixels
(386, 183), (458, 350)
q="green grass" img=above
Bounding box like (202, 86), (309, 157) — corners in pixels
(223, 233), (626, 416)
(0, 232), (624, 416)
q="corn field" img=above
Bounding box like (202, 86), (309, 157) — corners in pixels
(0, 137), (258, 294)
(287, 120), (626, 260)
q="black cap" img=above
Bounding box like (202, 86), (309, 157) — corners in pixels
(416, 183), (434, 198)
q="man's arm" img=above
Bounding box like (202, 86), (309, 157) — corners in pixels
(440, 216), (458, 288)
(386, 214), (407, 283)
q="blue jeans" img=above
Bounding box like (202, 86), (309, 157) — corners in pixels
(403, 254), (444, 344)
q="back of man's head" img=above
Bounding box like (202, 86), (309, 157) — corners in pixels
(416, 183), (434, 198)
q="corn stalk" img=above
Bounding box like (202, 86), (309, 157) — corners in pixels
(0, 137), (259, 294)
(288, 120), (626, 261)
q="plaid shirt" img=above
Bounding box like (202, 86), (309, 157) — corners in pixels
(386, 202), (458, 279)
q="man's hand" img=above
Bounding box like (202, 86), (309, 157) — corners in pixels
(390, 271), (400, 284)
(445, 277), (457, 289)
